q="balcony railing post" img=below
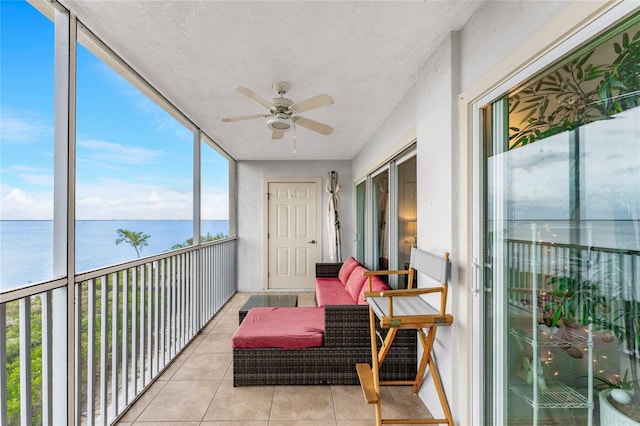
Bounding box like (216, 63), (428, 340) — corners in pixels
(121, 270), (128, 407)
(153, 261), (159, 377)
(139, 265), (146, 389)
(111, 272), (119, 420)
(0, 303), (6, 425)
(131, 269), (138, 397)
(42, 291), (53, 426)
(19, 297), (32, 426)
(100, 276), (108, 426)
(87, 279), (96, 423)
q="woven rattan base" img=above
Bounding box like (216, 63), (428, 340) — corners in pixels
(233, 345), (416, 386)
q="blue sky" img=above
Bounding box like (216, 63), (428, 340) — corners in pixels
(1, 0), (229, 221)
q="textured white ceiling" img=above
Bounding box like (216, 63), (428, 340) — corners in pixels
(59, 1), (483, 160)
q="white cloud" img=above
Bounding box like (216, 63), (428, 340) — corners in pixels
(202, 185), (229, 220)
(11, 165), (53, 187)
(77, 139), (163, 165)
(0, 184), (53, 220)
(2, 178), (229, 220)
(76, 177), (193, 220)
(0, 109), (53, 144)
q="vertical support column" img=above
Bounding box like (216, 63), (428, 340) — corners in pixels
(228, 156), (237, 238)
(53, 7), (75, 425)
(193, 128), (202, 331)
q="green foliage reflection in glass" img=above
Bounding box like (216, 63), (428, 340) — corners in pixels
(509, 16), (640, 149)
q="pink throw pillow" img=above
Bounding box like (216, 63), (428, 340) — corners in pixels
(338, 256), (361, 285)
(358, 275), (391, 304)
(345, 265), (368, 302)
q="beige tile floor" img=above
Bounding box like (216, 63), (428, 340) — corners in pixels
(115, 291), (434, 425)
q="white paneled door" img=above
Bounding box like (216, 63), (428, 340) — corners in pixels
(267, 180), (320, 289)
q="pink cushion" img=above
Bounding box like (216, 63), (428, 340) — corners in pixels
(338, 257), (361, 285)
(315, 278), (357, 306)
(232, 307), (324, 349)
(358, 275), (391, 304)
(344, 265), (368, 302)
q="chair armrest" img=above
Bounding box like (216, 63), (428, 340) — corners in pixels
(363, 269), (409, 276)
(363, 287), (444, 298)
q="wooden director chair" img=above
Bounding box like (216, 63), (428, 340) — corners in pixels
(356, 247), (454, 425)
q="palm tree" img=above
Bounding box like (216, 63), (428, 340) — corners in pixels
(115, 228), (150, 258)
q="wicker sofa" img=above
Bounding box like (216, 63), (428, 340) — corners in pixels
(231, 260), (417, 386)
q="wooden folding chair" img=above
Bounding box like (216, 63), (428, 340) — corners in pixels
(356, 247), (454, 425)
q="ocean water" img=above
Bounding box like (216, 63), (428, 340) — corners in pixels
(0, 220), (229, 291)
(505, 220), (640, 251)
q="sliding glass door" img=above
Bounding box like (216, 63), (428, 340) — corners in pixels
(396, 155), (417, 288)
(483, 12), (640, 425)
(357, 145), (416, 288)
(372, 169), (389, 272)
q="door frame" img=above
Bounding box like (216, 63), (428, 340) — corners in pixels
(263, 176), (323, 290)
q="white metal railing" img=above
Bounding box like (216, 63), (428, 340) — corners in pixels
(507, 238), (639, 298)
(0, 237), (236, 426)
(507, 238), (640, 356)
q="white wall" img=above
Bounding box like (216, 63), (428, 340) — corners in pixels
(415, 30), (459, 417)
(460, 1), (571, 90)
(351, 87), (416, 182)
(237, 160), (352, 292)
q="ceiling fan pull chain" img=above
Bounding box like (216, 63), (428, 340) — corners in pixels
(293, 123), (297, 154)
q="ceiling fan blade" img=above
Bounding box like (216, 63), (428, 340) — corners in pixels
(272, 130), (284, 140)
(235, 87), (273, 109)
(290, 93), (334, 113)
(221, 113), (267, 122)
(294, 116), (333, 135)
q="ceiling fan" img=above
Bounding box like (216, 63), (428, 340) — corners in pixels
(221, 81), (334, 140)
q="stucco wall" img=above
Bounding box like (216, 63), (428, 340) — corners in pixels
(351, 87), (416, 183)
(236, 160), (352, 292)
(415, 30), (459, 417)
(460, 1), (571, 90)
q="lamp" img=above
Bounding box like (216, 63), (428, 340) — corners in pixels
(407, 221), (417, 246)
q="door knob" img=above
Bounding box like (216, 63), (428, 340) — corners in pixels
(308, 240), (316, 244)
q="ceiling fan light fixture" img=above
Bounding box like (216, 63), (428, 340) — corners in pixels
(266, 114), (292, 131)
